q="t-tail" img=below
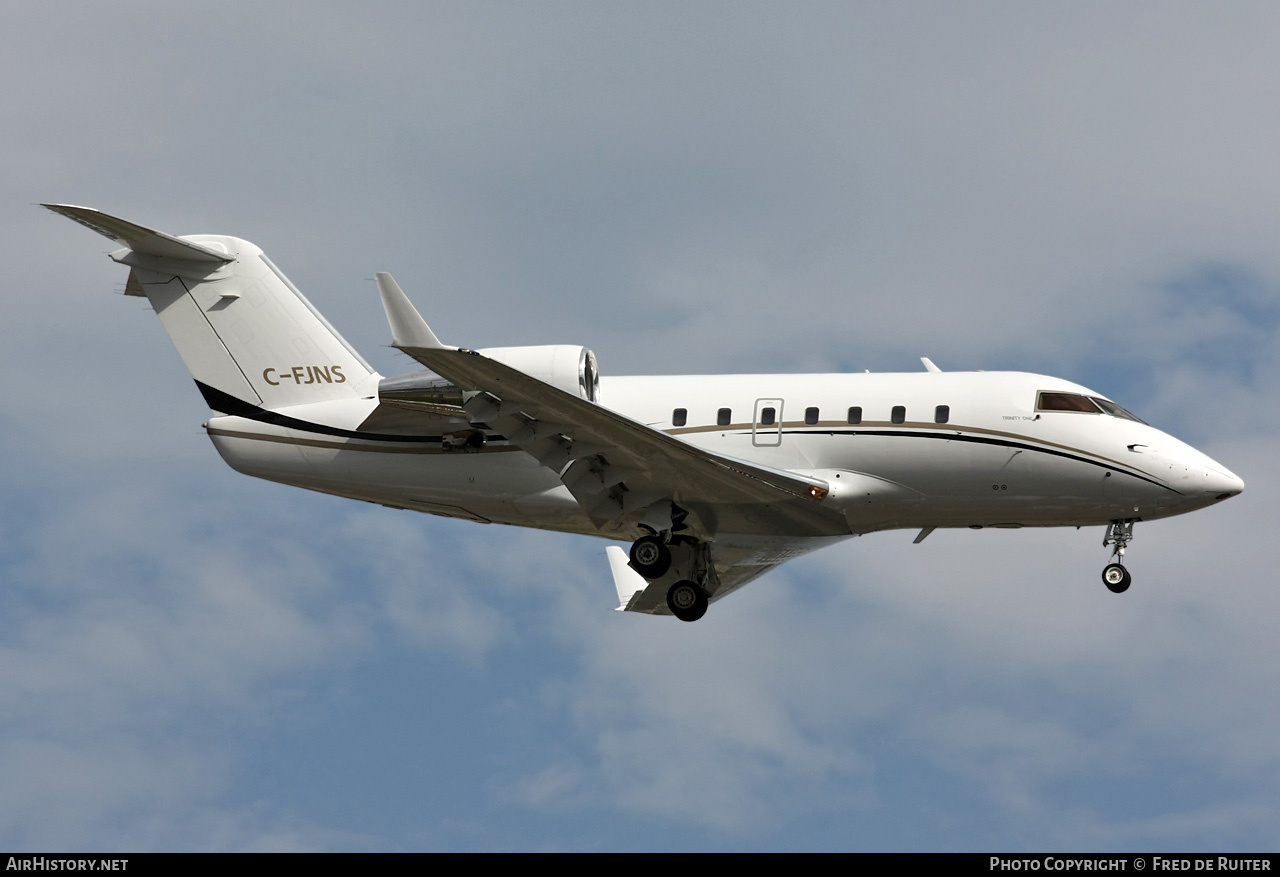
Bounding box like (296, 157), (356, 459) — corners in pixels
(43, 204), (376, 412)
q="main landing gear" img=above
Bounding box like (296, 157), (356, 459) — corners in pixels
(666, 580), (709, 622)
(629, 532), (713, 622)
(628, 534), (672, 579)
(1101, 520), (1135, 594)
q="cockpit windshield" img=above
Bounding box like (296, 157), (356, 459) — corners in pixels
(1037, 391), (1100, 413)
(1088, 396), (1146, 424)
(1036, 391), (1147, 424)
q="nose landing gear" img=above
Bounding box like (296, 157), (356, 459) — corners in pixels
(1101, 520), (1135, 593)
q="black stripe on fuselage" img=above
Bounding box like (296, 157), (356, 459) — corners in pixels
(194, 381), (1179, 495)
(195, 381), (458, 444)
(779, 428), (1180, 494)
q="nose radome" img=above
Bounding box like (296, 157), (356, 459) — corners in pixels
(1204, 466), (1244, 500)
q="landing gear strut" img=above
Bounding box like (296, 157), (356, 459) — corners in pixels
(1101, 520), (1135, 593)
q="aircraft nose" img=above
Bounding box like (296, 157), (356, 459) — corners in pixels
(1204, 466), (1244, 500)
(1154, 441), (1243, 505)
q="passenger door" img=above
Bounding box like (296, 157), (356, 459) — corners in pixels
(752, 398), (784, 447)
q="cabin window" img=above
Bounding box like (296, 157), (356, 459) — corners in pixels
(805, 407), (819, 425)
(717, 407), (732, 426)
(1036, 391), (1101, 413)
(672, 408), (687, 426)
(935, 405), (950, 424)
(891, 405), (906, 424)
(847, 406), (862, 425)
(760, 407), (776, 426)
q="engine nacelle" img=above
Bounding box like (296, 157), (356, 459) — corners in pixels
(476, 345), (600, 402)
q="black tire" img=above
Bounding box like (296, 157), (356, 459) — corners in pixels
(1102, 563), (1131, 593)
(666, 580), (708, 622)
(629, 535), (672, 579)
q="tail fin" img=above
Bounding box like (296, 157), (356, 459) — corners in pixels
(45, 205), (376, 410)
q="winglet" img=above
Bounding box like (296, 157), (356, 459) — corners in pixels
(606, 545), (648, 611)
(375, 272), (449, 350)
(42, 204), (233, 263)
(921, 357), (942, 373)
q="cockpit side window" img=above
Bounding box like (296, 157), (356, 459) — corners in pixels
(1036, 391), (1102, 413)
(1089, 397), (1147, 424)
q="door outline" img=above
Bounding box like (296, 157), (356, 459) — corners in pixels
(752, 397), (784, 447)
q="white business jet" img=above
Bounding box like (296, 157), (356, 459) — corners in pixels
(46, 204), (1244, 621)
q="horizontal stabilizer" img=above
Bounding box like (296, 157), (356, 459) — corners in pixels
(42, 204), (232, 263)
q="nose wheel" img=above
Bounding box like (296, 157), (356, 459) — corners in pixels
(1101, 520), (1135, 594)
(1102, 563), (1131, 593)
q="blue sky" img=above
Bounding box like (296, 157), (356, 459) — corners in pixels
(2, 1), (1278, 851)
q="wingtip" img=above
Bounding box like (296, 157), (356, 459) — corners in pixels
(606, 545), (647, 610)
(375, 272), (448, 350)
(41, 203), (97, 220)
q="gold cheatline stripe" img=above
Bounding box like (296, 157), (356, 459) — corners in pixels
(211, 420), (1166, 489)
(667, 419), (1161, 484)
(205, 427), (522, 455)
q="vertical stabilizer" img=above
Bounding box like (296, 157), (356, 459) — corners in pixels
(46, 205), (376, 411)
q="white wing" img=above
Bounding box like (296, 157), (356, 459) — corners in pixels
(375, 273), (845, 541)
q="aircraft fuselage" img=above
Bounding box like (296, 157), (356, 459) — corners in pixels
(206, 369), (1241, 541)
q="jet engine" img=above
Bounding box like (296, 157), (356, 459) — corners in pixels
(476, 345), (600, 402)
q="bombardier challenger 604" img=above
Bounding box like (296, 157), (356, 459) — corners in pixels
(46, 205), (1243, 621)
